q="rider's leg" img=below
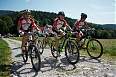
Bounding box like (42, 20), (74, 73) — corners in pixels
(54, 36), (59, 49)
(21, 34), (28, 53)
(76, 32), (81, 42)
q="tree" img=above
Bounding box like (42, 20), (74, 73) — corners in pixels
(0, 19), (9, 35)
(1, 16), (13, 29)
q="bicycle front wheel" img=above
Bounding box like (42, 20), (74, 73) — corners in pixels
(65, 40), (80, 65)
(87, 39), (103, 59)
(37, 40), (44, 54)
(29, 45), (41, 72)
(51, 40), (59, 58)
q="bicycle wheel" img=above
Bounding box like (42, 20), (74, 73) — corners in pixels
(65, 40), (80, 65)
(87, 39), (103, 59)
(22, 46), (28, 63)
(29, 45), (41, 72)
(51, 40), (59, 58)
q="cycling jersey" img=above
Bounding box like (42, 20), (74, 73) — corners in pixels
(18, 16), (39, 32)
(52, 18), (68, 30)
(73, 19), (87, 38)
(74, 19), (87, 30)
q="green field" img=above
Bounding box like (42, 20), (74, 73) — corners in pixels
(98, 39), (116, 61)
(0, 38), (11, 77)
(79, 39), (116, 61)
(99, 39), (116, 56)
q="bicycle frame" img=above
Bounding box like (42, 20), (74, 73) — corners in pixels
(43, 35), (53, 48)
(54, 31), (73, 53)
(78, 28), (96, 48)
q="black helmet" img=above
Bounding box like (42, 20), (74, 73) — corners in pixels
(81, 13), (87, 18)
(58, 11), (65, 16)
(20, 9), (31, 15)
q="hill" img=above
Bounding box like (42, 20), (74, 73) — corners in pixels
(98, 24), (116, 30)
(0, 10), (14, 15)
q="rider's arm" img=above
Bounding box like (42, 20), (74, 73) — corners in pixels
(74, 20), (80, 30)
(31, 19), (41, 32)
(82, 21), (89, 29)
(17, 18), (25, 35)
(62, 19), (68, 30)
(17, 18), (23, 33)
(52, 18), (58, 30)
(34, 24), (41, 31)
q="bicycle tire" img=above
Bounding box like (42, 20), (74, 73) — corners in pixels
(38, 40), (44, 54)
(87, 39), (103, 59)
(51, 40), (59, 58)
(65, 40), (80, 65)
(22, 47), (28, 63)
(29, 45), (41, 72)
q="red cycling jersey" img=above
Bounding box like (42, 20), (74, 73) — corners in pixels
(52, 17), (68, 30)
(18, 16), (39, 32)
(74, 19), (87, 30)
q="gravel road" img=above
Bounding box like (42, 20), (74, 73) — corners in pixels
(3, 38), (116, 77)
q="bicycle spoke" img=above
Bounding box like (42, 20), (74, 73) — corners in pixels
(65, 41), (80, 64)
(87, 39), (103, 59)
(29, 45), (41, 72)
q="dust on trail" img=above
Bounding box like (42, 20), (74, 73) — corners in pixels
(3, 38), (116, 77)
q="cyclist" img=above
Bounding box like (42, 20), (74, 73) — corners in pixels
(17, 10), (40, 54)
(73, 13), (88, 47)
(52, 11), (72, 52)
(52, 11), (71, 36)
(73, 13), (88, 39)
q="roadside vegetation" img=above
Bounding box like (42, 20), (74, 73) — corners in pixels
(0, 38), (11, 77)
(99, 39), (116, 57)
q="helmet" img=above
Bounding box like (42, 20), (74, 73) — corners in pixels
(58, 11), (65, 16)
(20, 9), (31, 15)
(81, 13), (87, 18)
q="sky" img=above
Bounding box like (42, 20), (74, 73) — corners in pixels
(0, 0), (115, 24)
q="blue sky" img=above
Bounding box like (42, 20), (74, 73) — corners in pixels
(0, 0), (115, 24)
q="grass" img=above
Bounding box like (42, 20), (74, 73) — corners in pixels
(0, 38), (11, 77)
(79, 39), (116, 61)
(98, 39), (116, 56)
(97, 39), (116, 62)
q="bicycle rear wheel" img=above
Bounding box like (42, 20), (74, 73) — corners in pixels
(65, 40), (80, 65)
(51, 40), (59, 58)
(29, 45), (41, 72)
(22, 47), (28, 63)
(87, 39), (103, 59)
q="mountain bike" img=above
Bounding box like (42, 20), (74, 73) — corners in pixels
(51, 30), (80, 65)
(22, 32), (41, 72)
(38, 34), (53, 54)
(75, 28), (103, 59)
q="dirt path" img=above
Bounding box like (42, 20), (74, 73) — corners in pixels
(3, 38), (116, 77)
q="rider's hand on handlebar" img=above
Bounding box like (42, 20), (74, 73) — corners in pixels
(19, 30), (24, 36)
